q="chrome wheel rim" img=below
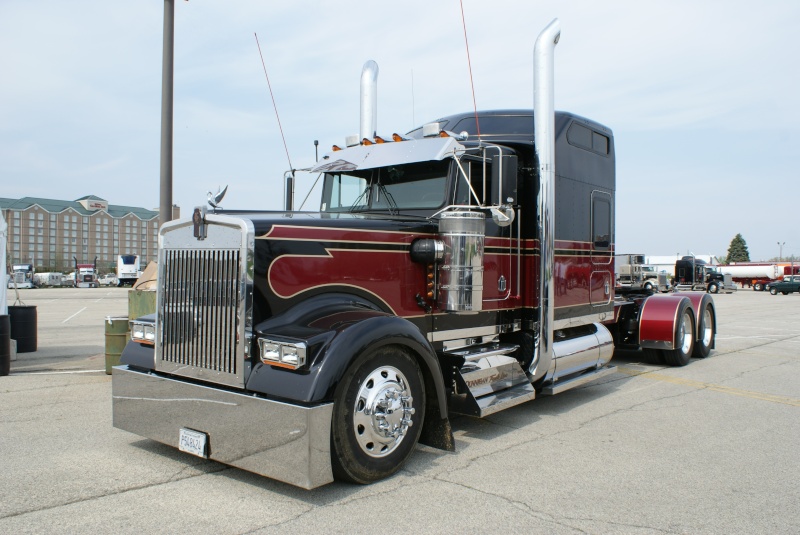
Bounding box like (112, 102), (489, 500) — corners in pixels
(701, 308), (713, 347)
(352, 365), (415, 458)
(678, 312), (693, 354)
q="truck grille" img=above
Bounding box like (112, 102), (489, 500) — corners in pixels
(154, 215), (253, 388)
(160, 249), (241, 374)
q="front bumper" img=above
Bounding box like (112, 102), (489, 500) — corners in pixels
(112, 365), (334, 489)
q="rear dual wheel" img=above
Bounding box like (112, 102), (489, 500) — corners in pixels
(331, 346), (425, 484)
(692, 301), (715, 358)
(662, 303), (696, 367)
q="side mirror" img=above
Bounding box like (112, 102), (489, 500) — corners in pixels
(491, 154), (518, 206)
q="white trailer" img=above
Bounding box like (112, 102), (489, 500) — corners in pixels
(117, 255), (141, 287)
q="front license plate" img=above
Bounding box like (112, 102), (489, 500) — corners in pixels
(178, 428), (207, 458)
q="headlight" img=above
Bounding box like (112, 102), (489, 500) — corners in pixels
(130, 320), (155, 345)
(258, 338), (307, 369)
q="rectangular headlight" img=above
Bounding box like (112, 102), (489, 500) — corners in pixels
(259, 338), (307, 369)
(130, 320), (155, 345)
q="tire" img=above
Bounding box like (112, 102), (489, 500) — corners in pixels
(782, 291), (789, 295)
(707, 283), (719, 294)
(770, 287), (778, 295)
(693, 302), (715, 358)
(331, 346), (425, 484)
(662, 304), (695, 366)
(644, 282), (654, 291)
(753, 283), (763, 291)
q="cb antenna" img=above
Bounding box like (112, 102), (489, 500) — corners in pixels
(459, 0), (481, 138)
(255, 32), (293, 172)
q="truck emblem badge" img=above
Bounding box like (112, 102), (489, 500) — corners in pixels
(192, 208), (207, 241)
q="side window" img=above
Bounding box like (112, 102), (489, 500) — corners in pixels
(591, 192), (612, 250)
(455, 159), (491, 206)
(321, 173), (369, 211)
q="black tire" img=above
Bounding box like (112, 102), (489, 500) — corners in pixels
(707, 283), (719, 294)
(693, 301), (715, 358)
(753, 283), (763, 291)
(331, 346), (425, 484)
(662, 303), (695, 366)
(770, 287), (778, 295)
(644, 282), (654, 291)
(782, 291), (789, 295)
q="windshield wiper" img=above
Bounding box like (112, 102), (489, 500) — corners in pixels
(376, 184), (399, 215)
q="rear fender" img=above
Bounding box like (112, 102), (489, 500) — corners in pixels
(680, 292), (716, 349)
(638, 295), (695, 350)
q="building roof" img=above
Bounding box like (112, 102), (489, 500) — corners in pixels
(0, 196), (158, 221)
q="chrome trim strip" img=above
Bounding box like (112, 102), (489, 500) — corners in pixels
(428, 324), (506, 343)
(112, 366), (333, 489)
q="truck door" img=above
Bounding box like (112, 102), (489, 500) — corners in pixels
(590, 190), (613, 306)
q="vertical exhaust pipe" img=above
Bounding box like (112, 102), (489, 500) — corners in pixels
(533, 19), (560, 375)
(360, 60), (379, 141)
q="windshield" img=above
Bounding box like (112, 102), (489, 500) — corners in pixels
(320, 160), (449, 213)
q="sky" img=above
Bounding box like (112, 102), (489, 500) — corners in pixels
(1, 1), (798, 262)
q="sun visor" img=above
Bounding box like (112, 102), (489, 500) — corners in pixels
(311, 137), (465, 173)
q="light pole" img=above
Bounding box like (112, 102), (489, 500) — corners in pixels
(778, 241), (785, 261)
(159, 0), (175, 226)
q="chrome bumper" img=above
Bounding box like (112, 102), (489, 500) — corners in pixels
(112, 366), (334, 489)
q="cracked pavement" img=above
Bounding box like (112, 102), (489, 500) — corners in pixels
(0, 287), (798, 534)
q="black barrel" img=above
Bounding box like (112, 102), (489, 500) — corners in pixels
(9, 305), (38, 353)
(0, 314), (10, 376)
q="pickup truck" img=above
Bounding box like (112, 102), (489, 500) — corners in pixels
(768, 276), (800, 295)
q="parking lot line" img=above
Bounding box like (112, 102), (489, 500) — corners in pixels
(62, 307), (87, 323)
(617, 366), (800, 407)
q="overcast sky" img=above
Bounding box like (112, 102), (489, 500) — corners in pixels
(2, 1), (798, 261)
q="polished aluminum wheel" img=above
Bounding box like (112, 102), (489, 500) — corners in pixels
(700, 307), (713, 348)
(678, 311), (693, 355)
(352, 365), (416, 458)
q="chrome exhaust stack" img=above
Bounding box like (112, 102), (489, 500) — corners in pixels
(360, 60), (379, 141)
(532, 18), (560, 379)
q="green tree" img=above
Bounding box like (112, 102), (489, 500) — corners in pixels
(726, 233), (750, 263)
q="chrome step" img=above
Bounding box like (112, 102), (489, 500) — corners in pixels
(540, 365), (616, 396)
(447, 342), (520, 362)
(449, 357), (536, 417)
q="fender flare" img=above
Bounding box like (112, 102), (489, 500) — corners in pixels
(638, 294), (695, 350)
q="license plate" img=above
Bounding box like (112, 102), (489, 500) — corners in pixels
(178, 428), (208, 458)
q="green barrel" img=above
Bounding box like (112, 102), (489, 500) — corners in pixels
(105, 316), (130, 375)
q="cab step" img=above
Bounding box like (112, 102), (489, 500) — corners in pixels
(447, 343), (536, 417)
(539, 365), (616, 396)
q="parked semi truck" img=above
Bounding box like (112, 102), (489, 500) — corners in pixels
(7, 263), (35, 289)
(112, 20), (717, 489)
(116, 254), (141, 287)
(73, 257), (98, 288)
(674, 256), (735, 293)
(616, 254), (670, 292)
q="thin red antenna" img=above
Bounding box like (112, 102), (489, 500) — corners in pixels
(255, 32), (293, 171)
(459, 0), (481, 138)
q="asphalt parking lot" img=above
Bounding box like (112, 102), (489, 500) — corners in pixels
(1, 287), (798, 534)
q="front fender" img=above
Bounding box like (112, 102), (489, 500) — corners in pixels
(247, 313), (448, 418)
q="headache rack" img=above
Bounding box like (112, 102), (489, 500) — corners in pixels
(154, 215), (254, 388)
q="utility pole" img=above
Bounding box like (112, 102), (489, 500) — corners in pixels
(159, 0), (175, 225)
(778, 241), (785, 262)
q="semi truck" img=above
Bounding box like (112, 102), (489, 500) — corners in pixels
(112, 20), (717, 489)
(7, 263), (35, 289)
(73, 257), (99, 288)
(116, 254), (142, 287)
(673, 256), (735, 293)
(616, 254), (670, 292)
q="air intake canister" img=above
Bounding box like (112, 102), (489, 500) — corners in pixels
(438, 211), (485, 313)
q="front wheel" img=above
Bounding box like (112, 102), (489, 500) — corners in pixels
(707, 283), (719, 294)
(663, 304), (696, 366)
(770, 287), (778, 295)
(331, 346), (425, 484)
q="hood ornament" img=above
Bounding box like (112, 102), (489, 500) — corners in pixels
(207, 185), (228, 209)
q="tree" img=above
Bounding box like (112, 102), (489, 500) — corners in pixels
(726, 234), (750, 263)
